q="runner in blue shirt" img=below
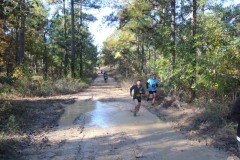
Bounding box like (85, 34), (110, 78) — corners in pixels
(146, 74), (159, 105)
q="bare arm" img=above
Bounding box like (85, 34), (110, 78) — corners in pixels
(130, 86), (133, 97)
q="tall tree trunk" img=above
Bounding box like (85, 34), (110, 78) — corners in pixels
(17, 0), (25, 65)
(63, 0), (69, 77)
(71, 0), (75, 78)
(170, 0), (176, 75)
(44, 53), (48, 79)
(6, 48), (11, 76)
(44, 32), (48, 79)
(79, 1), (83, 77)
(35, 56), (38, 73)
(15, 27), (19, 63)
(136, 34), (140, 73)
(190, 0), (197, 101)
(141, 42), (144, 74)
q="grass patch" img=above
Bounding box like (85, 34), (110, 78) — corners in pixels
(0, 77), (90, 98)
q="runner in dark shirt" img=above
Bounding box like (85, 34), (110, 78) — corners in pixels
(103, 72), (108, 83)
(130, 80), (145, 117)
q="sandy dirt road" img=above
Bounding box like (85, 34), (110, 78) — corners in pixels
(20, 74), (237, 160)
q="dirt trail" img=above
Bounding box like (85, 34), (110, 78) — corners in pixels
(21, 75), (237, 160)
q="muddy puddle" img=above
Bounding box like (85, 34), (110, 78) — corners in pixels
(58, 100), (162, 129)
(57, 100), (233, 160)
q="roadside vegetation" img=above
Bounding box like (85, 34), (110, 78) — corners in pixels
(0, 76), (91, 98)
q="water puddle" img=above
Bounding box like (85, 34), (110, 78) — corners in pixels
(58, 101), (95, 128)
(58, 100), (162, 129)
(56, 99), (231, 160)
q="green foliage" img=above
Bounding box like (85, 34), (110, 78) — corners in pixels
(0, 77), (17, 85)
(48, 9), (98, 78)
(1, 0), (98, 80)
(102, 0), (240, 102)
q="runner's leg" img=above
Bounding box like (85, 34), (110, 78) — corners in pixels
(132, 99), (137, 112)
(133, 99), (138, 116)
(152, 92), (157, 105)
(136, 100), (141, 113)
(148, 92), (153, 101)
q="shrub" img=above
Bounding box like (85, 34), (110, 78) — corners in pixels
(0, 77), (17, 85)
(52, 79), (89, 95)
(13, 78), (89, 97)
(193, 99), (230, 125)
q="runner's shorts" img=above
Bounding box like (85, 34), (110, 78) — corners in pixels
(134, 98), (141, 104)
(149, 91), (157, 94)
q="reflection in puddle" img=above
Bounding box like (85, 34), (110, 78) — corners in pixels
(58, 101), (96, 128)
(58, 100), (162, 129)
(88, 101), (110, 127)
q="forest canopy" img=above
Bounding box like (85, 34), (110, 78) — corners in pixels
(0, 0), (99, 79)
(101, 0), (240, 101)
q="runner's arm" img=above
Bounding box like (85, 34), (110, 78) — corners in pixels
(130, 86), (134, 97)
(146, 82), (149, 89)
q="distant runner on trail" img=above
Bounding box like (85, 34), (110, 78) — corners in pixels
(231, 94), (240, 151)
(146, 74), (159, 105)
(130, 80), (145, 117)
(103, 72), (108, 83)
